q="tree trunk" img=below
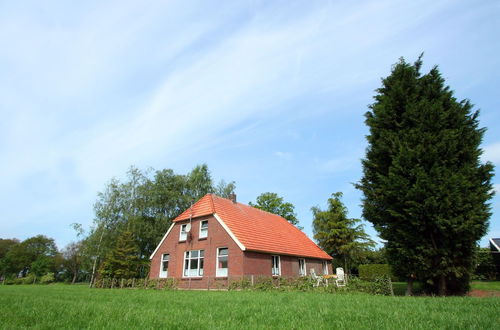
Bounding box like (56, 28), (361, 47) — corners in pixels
(438, 275), (446, 296)
(71, 272), (77, 284)
(405, 278), (414, 296)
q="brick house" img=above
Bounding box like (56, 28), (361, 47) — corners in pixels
(149, 194), (332, 288)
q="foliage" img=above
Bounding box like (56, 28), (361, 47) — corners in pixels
(359, 264), (393, 281)
(249, 192), (302, 229)
(312, 192), (375, 273)
(86, 164), (235, 279)
(99, 231), (141, 279)
(214, 180), (237, 198)
(473, 247), (498, 280)
(2, 285), (499, 329)
(30, 256), (53, 277)
(40, 273), (55, 284)
(62, 241), (84, 284)
(0, 235), (58, 278)
(0, 239), (19, 259)
(356, 55), (494, 295)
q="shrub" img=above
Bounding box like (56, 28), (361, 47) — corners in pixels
(359, 264), (393, 280)
(40, 273), (55, 284)
(22, 274), (36, 284)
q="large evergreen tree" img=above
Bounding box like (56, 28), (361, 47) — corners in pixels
(312, 192), (374, 273)
(357, 56), (494, 295)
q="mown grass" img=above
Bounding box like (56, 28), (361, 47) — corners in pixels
(471, 281), (500, 291)
(0, 284), (499, 329)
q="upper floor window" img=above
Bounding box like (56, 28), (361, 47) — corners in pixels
(179, 224), (188, 241)
(199, 220), (208, 239)
(216, 247), (228, 277)
(298, 258), (306, 276)
(184, 250), (204, 277)
(272, 255), (281, 276)
(159, 254), (169, 278)
(322, 261), (329, 275)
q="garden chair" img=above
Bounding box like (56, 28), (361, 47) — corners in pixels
(335, 267), (346, 287)
(310, 268), (327, 287)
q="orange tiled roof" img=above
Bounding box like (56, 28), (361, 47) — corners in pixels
(174, 194), (332, 260)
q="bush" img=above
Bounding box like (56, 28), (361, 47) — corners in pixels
(22, 274), (37, 284)
(40, 273), (55, 284)
(359, 264), (393, 280)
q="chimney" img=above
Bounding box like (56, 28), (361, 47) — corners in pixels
(229, 193), (237, 203)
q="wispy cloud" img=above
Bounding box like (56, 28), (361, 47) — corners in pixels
(1, 0), (498, 246)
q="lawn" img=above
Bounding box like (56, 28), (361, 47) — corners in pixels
(0, 284), (499, 329)
(471, 281), (500, 291)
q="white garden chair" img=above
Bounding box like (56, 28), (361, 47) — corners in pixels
(310, 268), (327, 287)
(335, 267), (346, 287)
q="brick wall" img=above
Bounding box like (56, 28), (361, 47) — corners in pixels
(243, 251), (331, 277)
(150, 214), (244, 288)
(150, 215), (333, 288)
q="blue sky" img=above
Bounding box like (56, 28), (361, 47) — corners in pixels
(1, 0), (499, 249)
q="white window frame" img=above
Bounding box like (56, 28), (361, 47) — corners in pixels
(199, 220), (208, 239)
(183, 250), (204, 277)
(179, 224), (188, 241)
(271, 255), (281, 276)
(216, 247), (228, 277)
(159, 254), (169, 278)
(298, 258), (306, 276)
(323, 261), (329, 275)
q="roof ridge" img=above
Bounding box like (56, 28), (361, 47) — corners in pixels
(208, 193), (216, 214)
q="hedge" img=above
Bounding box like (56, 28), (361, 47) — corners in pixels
(359, 264), (393, 280)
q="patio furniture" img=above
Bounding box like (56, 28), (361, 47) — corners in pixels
(310, 268), (327, 287)
(335, 267), (346, 287)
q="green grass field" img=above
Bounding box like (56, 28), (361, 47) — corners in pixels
(471, 281), (500, 291)
(0, 284), (499, 329)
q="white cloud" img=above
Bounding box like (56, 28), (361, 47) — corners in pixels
(483, 142), (500, 164)
(1, 0), (498, 247)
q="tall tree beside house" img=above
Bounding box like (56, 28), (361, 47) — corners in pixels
(250, 192), (302, 229)
(100, 231), (141, 279)
(356, 56), (494, 295)
(312, 192), (374, 273)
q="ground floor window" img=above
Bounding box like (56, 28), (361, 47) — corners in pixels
(322, 261), (328, 275)
(160, 254), (169, 278)
(298, 258), (306, 276)
(272, 255), (281, 276)
(184, 250), (204, 277)
(216, 247), (228, 277)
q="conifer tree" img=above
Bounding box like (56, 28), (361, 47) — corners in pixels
(312, 192), (374, 273)
(100, 231), (140, 279)
(357, 56), (494, 295)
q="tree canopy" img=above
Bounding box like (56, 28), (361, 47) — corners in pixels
(249, 192), (302, 229)
(312, 192), (374, 272)
(356, 55), (494, 295)
(84, 164), (235, 281)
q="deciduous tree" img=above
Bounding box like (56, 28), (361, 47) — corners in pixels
(250, 192), (302, 229)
